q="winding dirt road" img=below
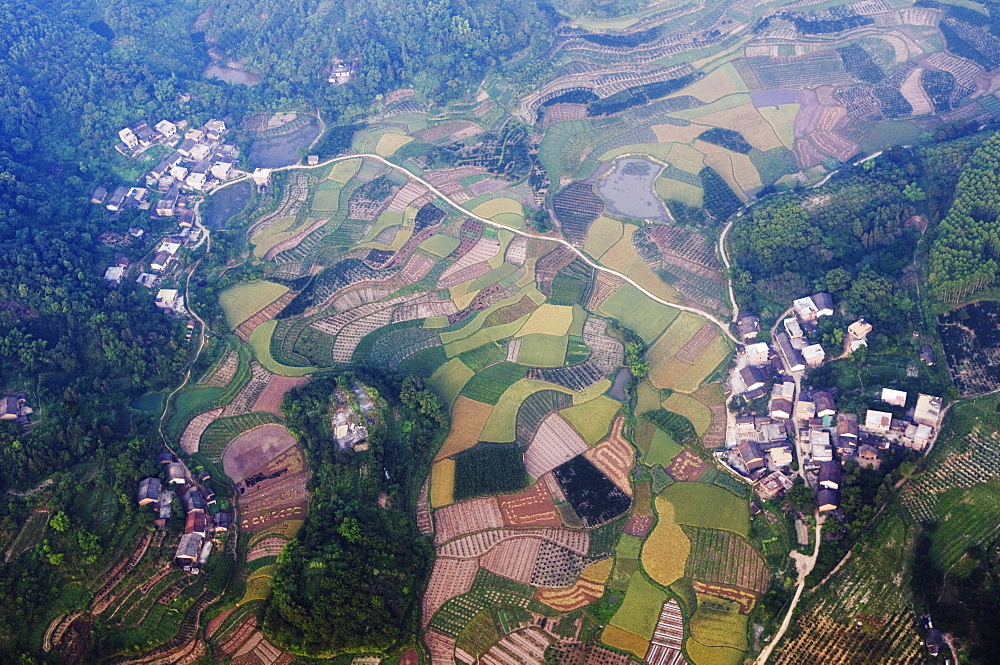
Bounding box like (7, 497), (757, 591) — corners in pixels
(209, 154), (741, 344)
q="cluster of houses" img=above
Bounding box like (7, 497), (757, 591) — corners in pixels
(137, 452), (229, 572)
(727, 292), (945, 515)
(96, 119), (218, 315)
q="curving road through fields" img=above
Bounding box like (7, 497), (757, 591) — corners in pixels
(208, 153), (741, 344)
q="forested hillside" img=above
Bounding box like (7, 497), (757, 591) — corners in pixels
(928, 133), (1000, 304)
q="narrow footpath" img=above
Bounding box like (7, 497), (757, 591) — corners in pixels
(756, 516), (824, 665)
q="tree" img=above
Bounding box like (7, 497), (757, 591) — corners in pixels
(49, 511), (69, 533)
(903, 182), (927, 202)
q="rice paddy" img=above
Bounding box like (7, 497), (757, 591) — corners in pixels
(218, 280), (289, 329)
(598, 284), (679, 344)
(472, 198), (523, 220)
(609, 572), (666, 639)
(248, 320), (317, 376)
(584, 217), (625, 259)
(641, 496), (691, 587)
(515, 334), (568, 368)
(516, 304), (574, 337)
(660, 482), (748, 537)
(561, 396), (621, 445)
(428, 358), (476, 407)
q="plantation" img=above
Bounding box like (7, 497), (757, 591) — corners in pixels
(453, 446), (529, 501)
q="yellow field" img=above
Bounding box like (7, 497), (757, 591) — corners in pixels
(480, 378), (573, 442)
(636, 380), (663, 416)
(561, 396), (620, 444)
(700, 149), (750, 200)
(599, 226), (679, 303)
(641, 496), (691, 587)
(218, 280), (289, 329)
(690, 596), (749, 651)
(656, 177), (703, 208)
(666, 143), (706, 174)
(251, 217), (296, 258)
(673, 94), (752, 121)
(601, 625), (650, 658)
(646, 312), (707, 382)
(516, 304), (574, 337)
(446, 314), (532, 356)
(581, 557), (614, 583)
(428, 358), (475, 407)
(685, 641), (744, 665)
(361, 210), (404, 243)
(758, 104), (799, 149)
(583, 216), (624, 259)
(572, 377), (612, 405)
(655, 336), (733, 393)
(663, 392), (713, 436)
(430, 458), (456, 508)
(472, 197), (523, 219)
(669, 64), (747, 103)
(375, 130), (413, 157)
(695, 103), (783, 151)
(239, 576), (273, 604)
(326, 158), (361, 183)
(435, 395), (493, 460)
(652, 123), (705, 144)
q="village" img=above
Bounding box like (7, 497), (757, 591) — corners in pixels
(91, 116), (277, 319)
(135, 451), (230, 572)
(722, 292), (944, 530)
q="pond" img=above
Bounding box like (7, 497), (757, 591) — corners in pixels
(597, 157), (671, 222)
(203, 62), (262, 87)
(203, 181), (251, 230)
(248, 120), (321, 168)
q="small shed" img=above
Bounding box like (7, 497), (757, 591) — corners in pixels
(167, 462), (186, 485)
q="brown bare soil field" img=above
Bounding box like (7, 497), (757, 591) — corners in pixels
(206, 608), (234, 639)
(675, 324), (718, 363)
(665, 449), (708, 481)
(400, 649), (418, 665)
(692, 581), (757, 614)
(499, 482), (563, 527)
(252, 375), (309, 415)
(433, 497), (504, 544)
(524, 413), (589, 478)
(481, 536), (543, 584)
(235, 291), (298, 342)
(425, 630), (458, 665)
(625, 515), (654, 537)
(812, 130), (858, 161)
(794, 139), (824, 169)
(535, 577), (604, 612)
(422, 557), (479, 626)
(223, 424), (298, 483)
(240, 503), (307, 532)
(180, 408), (223, 454)
(584, 421), (634, 496)
(816, 106), (846, 131)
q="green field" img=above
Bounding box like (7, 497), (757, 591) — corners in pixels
(608, 572), (666, 639)
(218, 280), (289, 329)
(459, 362), (528, 405)
(641, 427), (683, 467)
(421, 234), (461, 257)
(561, 396), (620, 444)
(515, 333), (568, 367)
(660, 482), (749, 537)
(311, 187), (341, 212)
(598, 284), (679, 344)
(429, 357), (476, 406)
(479, 379), (572, 442)
(249, 320), (317, 376)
